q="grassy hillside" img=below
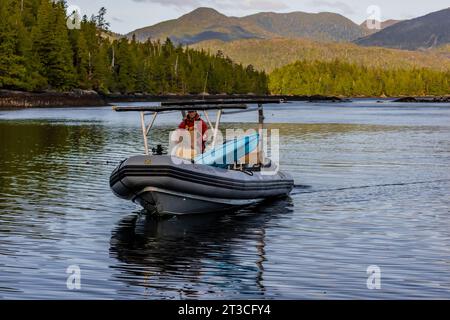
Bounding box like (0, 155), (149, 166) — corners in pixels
(431, 44), (450, 58)
(194, 38), (450, 73)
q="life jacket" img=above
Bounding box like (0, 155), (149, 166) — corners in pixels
(178, 114), (208, 152)
(182, 114), (202, 131)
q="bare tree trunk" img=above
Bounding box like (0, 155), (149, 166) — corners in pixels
(174, 55), (178, 76)
(203, 71), (209, 96)
(88, 51), (92, 80)
(111, 46), (115, 68)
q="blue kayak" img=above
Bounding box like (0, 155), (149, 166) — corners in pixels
(194, 134), (259, 168)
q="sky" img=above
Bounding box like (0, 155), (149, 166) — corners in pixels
(69, 0), (450, 34)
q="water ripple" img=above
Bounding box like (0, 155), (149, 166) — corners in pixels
(1, 101), (450, 299)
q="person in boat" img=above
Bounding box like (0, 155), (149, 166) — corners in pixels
(178, 110), (208, 154)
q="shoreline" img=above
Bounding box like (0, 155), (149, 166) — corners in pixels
(108, 93), (346, 104)
(1, 90), (450, 109)
(393, 96), (450, 103)
(0, 90), (107, 109)
(0, 90), (343, 109)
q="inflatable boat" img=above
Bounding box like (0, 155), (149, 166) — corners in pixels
(110, 99), (294, 215)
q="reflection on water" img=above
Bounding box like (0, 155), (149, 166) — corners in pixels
(1, 101), (450, 299)
(110, 198), (293, 299)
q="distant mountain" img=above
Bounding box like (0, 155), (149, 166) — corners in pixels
(360, 19), (401, 34)
(355, 8), (450, 50)
(194, 38), (450, 73)
(241, 12), (365, 42)
(127, 8), (267, 44)
(127, 7), (366, 44)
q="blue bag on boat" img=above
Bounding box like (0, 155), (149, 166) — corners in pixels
(194, 133), (259, 168)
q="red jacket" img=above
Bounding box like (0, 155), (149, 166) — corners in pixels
(178, 114), (208, 151)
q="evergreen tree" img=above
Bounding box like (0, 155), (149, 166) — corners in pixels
(69, 29), (90, 89)
(0, 0), (29, 89)
(32, 0), (75, 90)
(0, 1), (269, 94)
(269, 59), (450, 97)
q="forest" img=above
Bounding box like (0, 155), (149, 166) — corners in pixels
(197, 38), (450, 73)
(1, 0), (448, 97)
(0, 0), (268, 95)
(269, 60), (450, 97)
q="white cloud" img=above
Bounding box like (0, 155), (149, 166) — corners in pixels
(132, 0), (288, 11)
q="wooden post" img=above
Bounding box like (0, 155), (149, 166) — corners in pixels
(140, 112), (149, 155)
(257, 104), (264, 165)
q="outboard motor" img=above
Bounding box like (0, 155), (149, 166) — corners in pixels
(152, 144), (166, 155)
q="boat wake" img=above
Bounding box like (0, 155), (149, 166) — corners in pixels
(291, 178), (450, 195)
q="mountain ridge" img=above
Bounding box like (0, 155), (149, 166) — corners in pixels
(355, 7), (450, 50)
(127, 7), (366, 44)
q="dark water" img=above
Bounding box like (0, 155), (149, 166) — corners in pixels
(1, 100), (450, 299)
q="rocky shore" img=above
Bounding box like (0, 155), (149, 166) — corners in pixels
(0, 89), (107, 108)
(5, 89), (449, 109)
(394, 96), (450, 103)
(105, 93), (345, 103)
(0, 90), (344, 109)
